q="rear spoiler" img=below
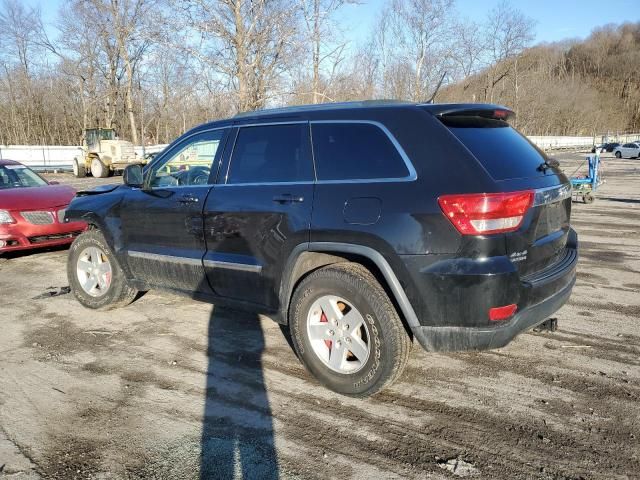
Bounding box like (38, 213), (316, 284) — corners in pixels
(422, 103), (515, 121)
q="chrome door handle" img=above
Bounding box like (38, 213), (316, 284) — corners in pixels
(273, 194), (304, 204)
(178, 194), (199, 204)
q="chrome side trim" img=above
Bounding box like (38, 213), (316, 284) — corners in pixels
(310, 120), (418, 184)
(533, 183), (572, 207)
(127, 250), (202, 266)
(216, 181), (314, 187)
(203, 259), (262, 273)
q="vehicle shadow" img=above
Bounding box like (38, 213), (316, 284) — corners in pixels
(599, 197), (640, 204)
(200, 306), (279, 479)
(0, 243), (70, 260)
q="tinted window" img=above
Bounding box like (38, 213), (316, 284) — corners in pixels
(311, 123), (409, 181)
(227, 124), (312, 184)
(443, 116), (551, 180)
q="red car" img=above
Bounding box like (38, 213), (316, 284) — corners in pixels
(0, 159), (87, 253)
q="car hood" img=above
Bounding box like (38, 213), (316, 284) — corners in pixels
(0, 184), (77, 211)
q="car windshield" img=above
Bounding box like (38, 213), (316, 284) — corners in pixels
(0, 164), (48, 189)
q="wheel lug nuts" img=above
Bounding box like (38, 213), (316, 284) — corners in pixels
(345, 337), (351, 344)
(328, 330), (334, 336)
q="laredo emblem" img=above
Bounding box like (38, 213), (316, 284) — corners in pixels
(510, 250), (528, 262)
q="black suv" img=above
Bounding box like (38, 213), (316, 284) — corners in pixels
(65, 101), (578, 397)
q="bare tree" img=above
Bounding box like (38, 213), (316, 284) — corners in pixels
(451, 18), (486, 97)
(299, 0), (353, 104)
(1, 0), (640, 145)
(177, 0), (299, 112)
(483, 0), (535, 102)
(386, 0), (455, 101)
(101, 0), (156, 144)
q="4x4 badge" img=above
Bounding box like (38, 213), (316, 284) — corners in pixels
(510, 250), (528, 262)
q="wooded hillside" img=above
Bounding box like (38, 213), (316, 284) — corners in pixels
(439, 23), (640, 136)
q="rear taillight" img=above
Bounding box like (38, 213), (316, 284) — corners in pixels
(438, 190), (534, 235)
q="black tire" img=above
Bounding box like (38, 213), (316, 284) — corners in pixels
(67, 230), (138, 310)
(615, 151), (622, 158)
(91, 157), (109, 178)
(73, 158), (86, 178)
(289, 262), (412, 397)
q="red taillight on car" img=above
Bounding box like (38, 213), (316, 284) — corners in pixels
(489, 304), (518, 321)
(438, 190), (534, 235)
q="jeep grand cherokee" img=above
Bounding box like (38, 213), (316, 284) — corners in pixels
(65, 101), (578, 397)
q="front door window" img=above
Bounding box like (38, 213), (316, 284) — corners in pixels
(149, 133), (223, 188)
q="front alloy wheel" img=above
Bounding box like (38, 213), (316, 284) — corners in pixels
(67, 230), (138, 310)
(76, 246), (112, 297)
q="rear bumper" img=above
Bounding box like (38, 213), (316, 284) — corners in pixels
(406, 228), (578, 351)
(411, 274), (575, 351)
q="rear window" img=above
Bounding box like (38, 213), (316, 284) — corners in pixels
(442, 116), (551, 180)
(311, 123), (409, 181)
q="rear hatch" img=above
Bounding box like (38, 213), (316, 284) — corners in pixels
(435, 106), (572, 277)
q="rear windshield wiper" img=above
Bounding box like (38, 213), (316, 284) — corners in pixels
(537, 158), (559, 172)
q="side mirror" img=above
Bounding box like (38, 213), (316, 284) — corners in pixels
(123, 164), (144, 188)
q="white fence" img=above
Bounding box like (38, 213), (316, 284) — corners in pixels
(0, 144), (168, 171)
(2, 133), (640, 170)
(528, 133), (640, 150)
(528, 136), (595, 150)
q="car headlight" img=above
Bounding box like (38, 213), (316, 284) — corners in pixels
(0, 210), (15, 224)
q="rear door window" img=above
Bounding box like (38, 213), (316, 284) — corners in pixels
(442, 116), (552, 180)
(311, 122), (410, 181)
(227, 123), (313, 184)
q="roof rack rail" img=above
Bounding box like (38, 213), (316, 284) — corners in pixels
(233, 99), (415, 119)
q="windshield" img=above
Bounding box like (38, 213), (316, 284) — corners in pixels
(0, 164), (48, 189)
(99, 129), (115, 140)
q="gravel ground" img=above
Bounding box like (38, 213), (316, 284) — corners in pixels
(1, 151), (638, 479)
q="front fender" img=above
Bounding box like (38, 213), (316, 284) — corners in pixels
(66, 187), (131, 276)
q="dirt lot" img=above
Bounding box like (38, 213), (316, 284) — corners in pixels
(1, 152), (639, 479)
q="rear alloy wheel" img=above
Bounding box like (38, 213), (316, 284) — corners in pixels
(72, 158), (86, 178)
(615, 151), (622, 158)
(68, 230), (138, 310)
(91, 157), (109, 178)
(306, 295), (371, 374)
(289, 262), (412, 397)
